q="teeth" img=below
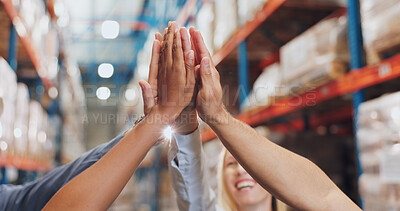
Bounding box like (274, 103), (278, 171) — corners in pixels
(236, 181), (255, 190)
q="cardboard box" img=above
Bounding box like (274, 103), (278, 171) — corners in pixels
(280, 17), (348, 95)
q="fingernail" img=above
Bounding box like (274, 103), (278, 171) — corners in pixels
(168, 21), (171, 27)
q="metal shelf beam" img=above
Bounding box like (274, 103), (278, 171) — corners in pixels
(202, 54), (400, 142)
(1, 0), (53, 89)
(212, 0), (286, 65)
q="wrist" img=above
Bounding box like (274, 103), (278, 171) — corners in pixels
(174, 110), (199, 135)
(201, 107), (232, 127)
(205, 107), (231, 127)
(146, 107), (180, 125)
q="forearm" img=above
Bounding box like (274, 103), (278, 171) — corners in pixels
(174, 109), (198, 135)
(209, 110), (360, 211)
(43, 112), (170, 210)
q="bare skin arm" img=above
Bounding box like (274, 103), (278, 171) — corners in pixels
(191, 29), (361, 211)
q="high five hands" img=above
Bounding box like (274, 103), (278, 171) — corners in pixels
(139, 21), (226, 134)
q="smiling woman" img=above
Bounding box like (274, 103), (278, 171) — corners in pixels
(218, 149), (277, 211)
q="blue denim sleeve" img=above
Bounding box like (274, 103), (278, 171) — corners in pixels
(0, 131), (126, 211)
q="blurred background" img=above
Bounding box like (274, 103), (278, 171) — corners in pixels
(0, 0), (400, 210)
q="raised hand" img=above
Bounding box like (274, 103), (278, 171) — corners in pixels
(139, 32), (163, 115)
(196, 57), (225, 125)
(140, 23), (198, 134)
(187, 28), (226, 125)
(154, 22), (196, 123)
(172, 27), (199, 134)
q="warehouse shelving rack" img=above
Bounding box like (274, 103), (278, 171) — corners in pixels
(201, 54), (400, 141)
(198, 0), (399, 139)
(0, 0), (62, 183)
(212, 0), (286, 65)
(195, 0), (400, 207)
(1, 0), (53, 89)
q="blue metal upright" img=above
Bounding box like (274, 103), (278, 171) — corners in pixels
(8, 24), (18, 70)
(0, 168), (8, 184)
(347, 0), (365, 207)
(238, 41), (250, 110)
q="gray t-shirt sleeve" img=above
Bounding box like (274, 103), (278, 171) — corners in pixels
(0, 132), (126, 211)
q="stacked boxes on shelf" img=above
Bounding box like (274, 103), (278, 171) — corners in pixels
(18, 0), (47, 35)
(17, 0), (59, 80)
(213, 0), (238, 50)
(196, 1), (215, 55)
(357, 92), (400, 210)
(242, 63), (282, 110)
(237, 0), (268, 25)
(0, 58), (17, 160)
(280, 16), (349, 95)
(60, 61), (86, 162)
(0, 58), (55, 169)
(27, 101), (55, 168)
(288, 0), (347, 7)
(13, 84), (30, 159)
(360, 0), (400, 64)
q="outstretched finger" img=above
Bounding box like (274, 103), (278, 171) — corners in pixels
(139, 80), (155, 115)
(189, 27), (201, 65)
(155, 32), (163, 43)
(149, 40), (161, 97)
(173, 30), (185, 74)
(193, 30), (213, 66)
(166, 22), (177, 66)
(180, 27), (191, 54)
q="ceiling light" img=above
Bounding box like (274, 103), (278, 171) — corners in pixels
(101, 20), (119, 39)
(48, 87), (58, 99)
(96, 87), (111, 100)
(125, 88), (137, 102)
(98, 63), (114, 78)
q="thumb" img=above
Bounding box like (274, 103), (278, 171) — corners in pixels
(199, 57), (213, 87)
(139, 80), (154, 115)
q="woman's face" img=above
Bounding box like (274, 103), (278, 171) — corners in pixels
(223, 152), (271, 207)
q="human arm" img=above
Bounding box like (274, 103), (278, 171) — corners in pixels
(42, 111), (173, 210)
(0, 132), (124, 211)
(191, 29), (361, 211)
(43, 23), (196, 211)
